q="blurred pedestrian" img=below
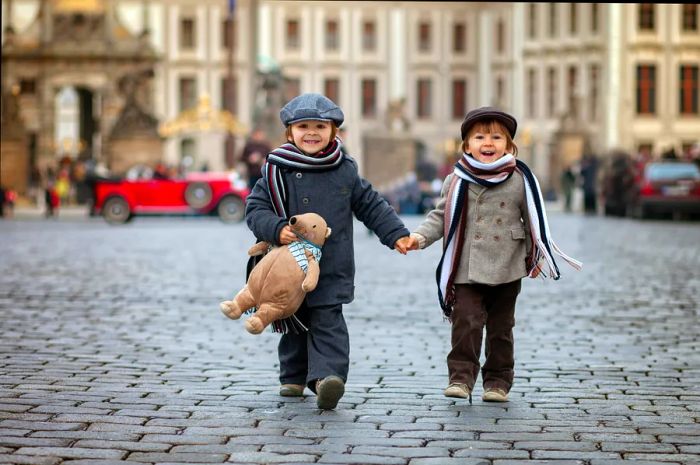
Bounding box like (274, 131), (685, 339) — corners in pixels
(4, 188), (16, 218)
(404, 106), (582, 404)
(560, 165), (577, 212)
(240, 128), (271, 190)
(45, 182), (60, 218)
(579, 153), (599, 214)
(237, 92), (411, 410)
(0, 185), (5, 218)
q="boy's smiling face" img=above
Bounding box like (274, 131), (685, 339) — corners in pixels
(465, 121), (512, 164)
(288, 120), (334, 155)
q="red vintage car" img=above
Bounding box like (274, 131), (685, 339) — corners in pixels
(92, 169), (250, 224)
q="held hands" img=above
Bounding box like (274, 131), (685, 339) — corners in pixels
(278, 225), (297, 245)
(394, 235), (421, 255)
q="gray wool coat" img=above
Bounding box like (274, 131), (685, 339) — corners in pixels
(413, 172), (533, 286)
(245, 155), (410, 307)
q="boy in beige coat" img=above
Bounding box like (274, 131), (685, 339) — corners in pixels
(405, 107), (581, 403)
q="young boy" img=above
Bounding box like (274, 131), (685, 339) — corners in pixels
(244, 93), (411, 409)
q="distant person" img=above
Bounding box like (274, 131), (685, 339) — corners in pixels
(235, 93), (411, 410)
(4, 188), (17, 218)
(560, 165), (577, 212)
(153, 162), (169, 179)
(45, 182), (60, 218)
(241, 128), (272, 190)
(404, 106), (582, 404)
(579, 153), (599, 214)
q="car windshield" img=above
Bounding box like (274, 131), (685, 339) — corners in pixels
(646, 163), (700, 181)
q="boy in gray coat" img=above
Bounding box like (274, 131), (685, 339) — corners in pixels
(244, 93), (411, 409)
(405, 107), (581, 403)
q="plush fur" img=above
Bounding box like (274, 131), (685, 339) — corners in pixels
(220, 213), (331, 334)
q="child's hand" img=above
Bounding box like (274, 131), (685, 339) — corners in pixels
(278, 225), (296, 245)
(394, 236), (410, 255)
(405, 235), (421, 251)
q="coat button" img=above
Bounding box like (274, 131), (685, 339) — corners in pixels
(496, 218), (502, 225)
(494, 235), (500, 241)
(475, 234), (481, 240)
(302, 197), (310, 205)
(500, 201), (506, 208)
(296, 172), (303, 179)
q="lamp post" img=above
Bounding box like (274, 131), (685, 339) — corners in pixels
(225, 0), (236, 168)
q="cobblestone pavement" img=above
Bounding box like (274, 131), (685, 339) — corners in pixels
(1, 213), (699, 465)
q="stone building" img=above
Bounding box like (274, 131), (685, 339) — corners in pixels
(2, 2), (699, 196)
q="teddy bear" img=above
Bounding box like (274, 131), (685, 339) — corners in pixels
(219, 212), (331, 334)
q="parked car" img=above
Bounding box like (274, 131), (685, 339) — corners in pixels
(92, 170), (250, 224)
(628, 161), (700, 219)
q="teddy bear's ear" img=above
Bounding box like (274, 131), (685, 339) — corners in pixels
(325, 227), (332, 238)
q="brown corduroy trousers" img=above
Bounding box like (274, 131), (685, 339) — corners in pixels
(447, 280), (521, 392)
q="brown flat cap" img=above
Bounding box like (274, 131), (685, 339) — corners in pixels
(460, 106), (517, 140)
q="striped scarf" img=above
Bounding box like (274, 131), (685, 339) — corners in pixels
(262, 136), (344, 217)
(253, 137), (343, 333)
(436, 153), (582, 318)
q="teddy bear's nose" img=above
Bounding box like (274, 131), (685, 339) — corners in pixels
(290, 216), (297, 225)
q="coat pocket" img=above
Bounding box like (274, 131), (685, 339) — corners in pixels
(511, 227), (526, 240)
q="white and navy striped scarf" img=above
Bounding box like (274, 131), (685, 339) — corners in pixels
(437, 153), (582, 318)
(262, 136), (344, 217)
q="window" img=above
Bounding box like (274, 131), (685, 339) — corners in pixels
(589, 64), (599, 120)
(453, 22), (466, 53)
(417, 79), (432, 119)
(496, 19), (505, 54)
(682, 4), (698, 31)
(325, 19), (339, 51)
(286, 19), (300, 49)
(639, 4), (655, 31)
(362, 20), (376, 52)
(567, 65), (578, 117)
(528, 4), (537, 39)
(222, 18), (235, 49)
(496, 77), (505, 107)
(679, 65), (699, 115)
(527, 68), (537, 118)
(547, 67), (557, 117)
(361, 79), (376, 118)
(591, 3), (599, 33)
(179, 77), (196, 111)
(418, 22), (431, 52)
(636, 65), (656, 115)
(324, 78), (340, 106)
(569, 3), (577, 35)
(452, 79), (467, 119)
(284, 77), (300, 103)
(221, 77), (237, 114)
(20, 79), (36, 94)
(180, 18), (195, 49)
(549, 4), (557, 38)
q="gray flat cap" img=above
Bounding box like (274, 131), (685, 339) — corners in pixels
(280, 93), (344, 127)
(460, 106), (517, 140)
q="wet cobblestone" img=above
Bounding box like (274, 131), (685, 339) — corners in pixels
(1, 214), (699, 464)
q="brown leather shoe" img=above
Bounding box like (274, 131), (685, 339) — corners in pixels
(279, 384), (305, 397)
(482, 387), (508, 402)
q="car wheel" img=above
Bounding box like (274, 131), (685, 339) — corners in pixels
(217, 196), (245, 223)
(102, 197), (131, 224)
(184, 182), (213, 209)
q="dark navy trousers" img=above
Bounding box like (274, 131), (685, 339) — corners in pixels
(278, 302), (350, 392)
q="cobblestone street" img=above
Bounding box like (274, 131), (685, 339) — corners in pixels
(1, 212), (699, 465)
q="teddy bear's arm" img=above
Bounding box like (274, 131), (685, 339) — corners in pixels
(301, 250), (320, 292)
(248, 242), (271, 256)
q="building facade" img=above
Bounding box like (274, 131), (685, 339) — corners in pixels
(2, 1), (699, 194)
